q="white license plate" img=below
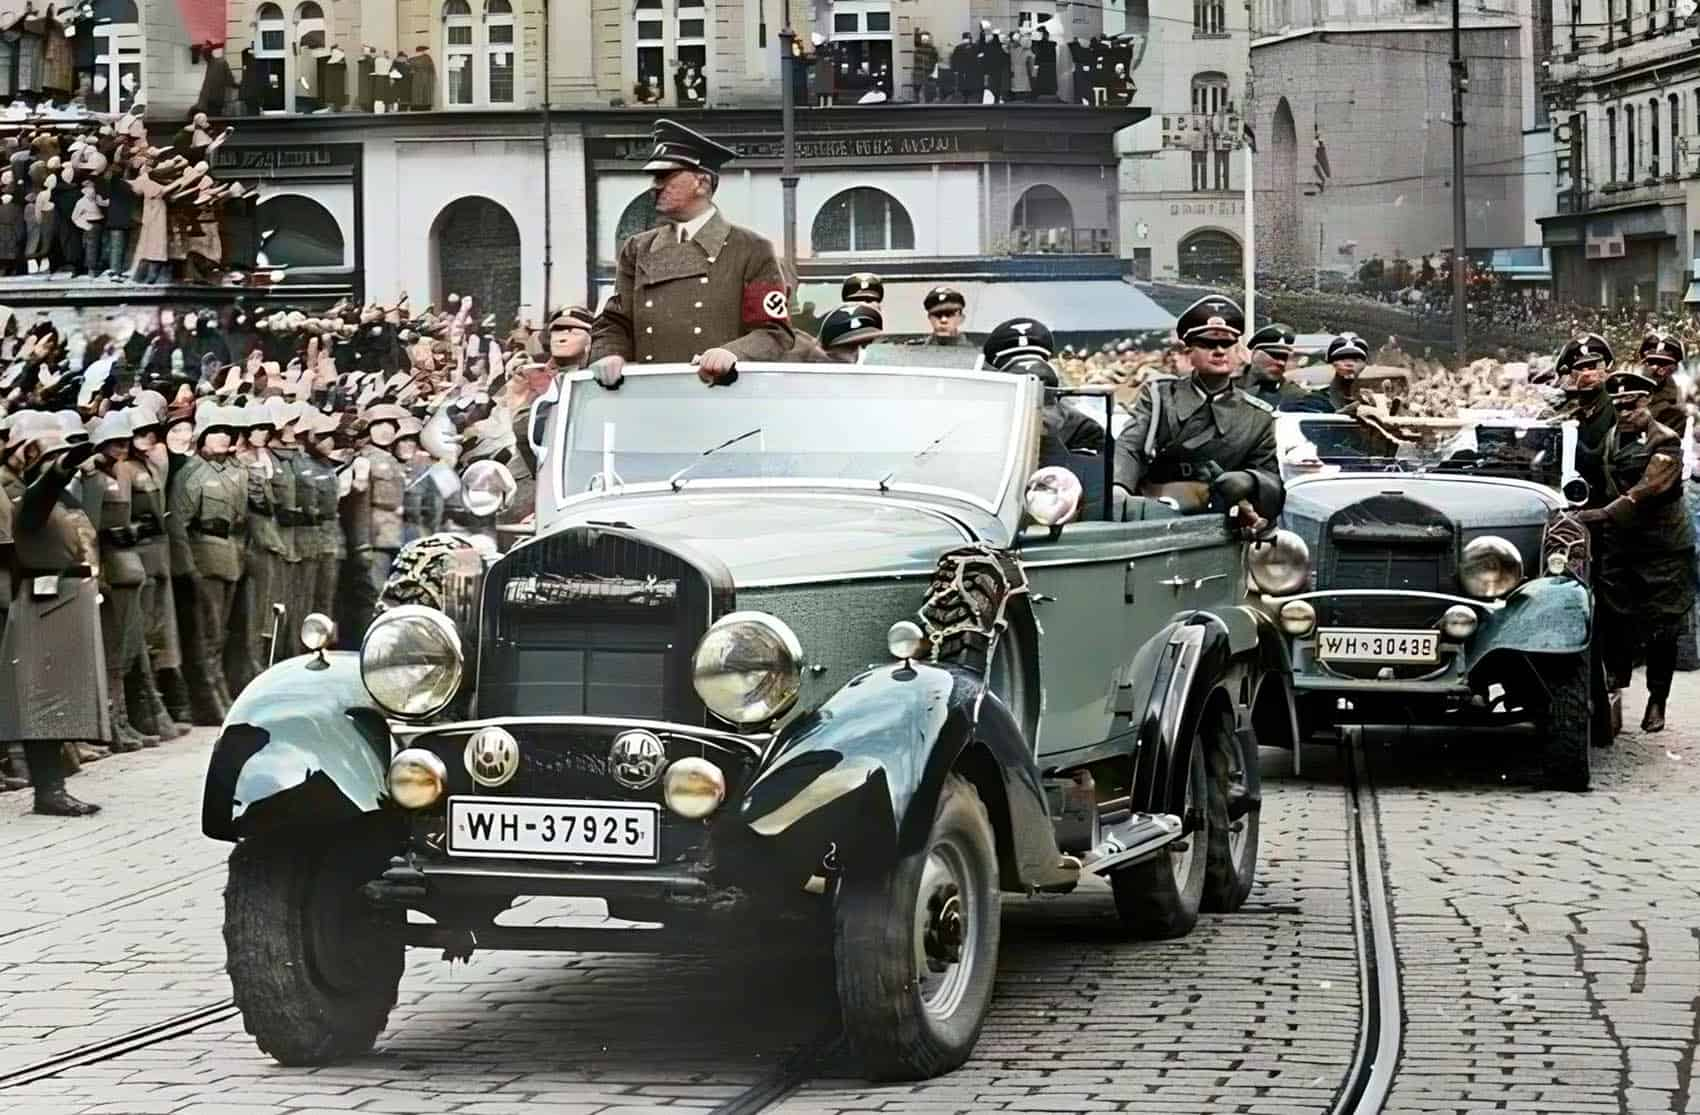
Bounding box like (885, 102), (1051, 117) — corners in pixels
(447, 796), (660, 863)
(1317, 628), (1439, 664)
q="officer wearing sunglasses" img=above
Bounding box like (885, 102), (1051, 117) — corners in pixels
(1574, 366), (1695, 734)
(1111, 296), (1283, 538)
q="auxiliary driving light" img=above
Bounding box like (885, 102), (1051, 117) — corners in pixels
(1441, 605), (1478, 640)
(1546, 551), (1570, 576)
(299, 612), (335, 653)
(1278, 599), (1316, 637)
(887, 620), (927, 661)
(388, 748), (448, 810)
(664, 756), (726, 820)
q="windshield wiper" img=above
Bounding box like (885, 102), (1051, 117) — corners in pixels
(668, 427), (764, 491)
(878, 420), (969, 493)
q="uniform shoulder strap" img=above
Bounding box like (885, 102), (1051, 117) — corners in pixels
(1236, 387), (1275, 414)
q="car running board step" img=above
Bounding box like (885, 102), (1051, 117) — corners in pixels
(1081, 812), (1184, 876)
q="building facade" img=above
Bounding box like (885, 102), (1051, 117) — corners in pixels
(1248, 0), (1531, 280)
(1114, 0), (1248, 285)
(1537, 0), (1700, 308)
(69, 0), (1153, 329)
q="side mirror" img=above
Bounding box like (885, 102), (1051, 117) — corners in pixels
(461, 460), (518, 518)
(1562, 476), (1589, 507)
(1022, 466), (1082, 535)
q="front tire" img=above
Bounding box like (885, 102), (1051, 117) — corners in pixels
(223, 829), (404, 1065)
(834, 773), (1001, 1082)
(1540, 654), (1593, 792)
(1111, 740), (1210, 938)
(1201, 701), (1259, 913)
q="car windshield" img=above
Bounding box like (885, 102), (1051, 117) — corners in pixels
(1291, 416), (1564, 488)
(557, 367), (1022, 509)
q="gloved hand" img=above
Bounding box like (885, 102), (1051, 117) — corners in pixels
(1212, 470), (1269, 538)
(591, 355), (625, 390)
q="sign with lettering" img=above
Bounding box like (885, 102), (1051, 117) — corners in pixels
(594, 131), (981, 164)
(1168, 199), (1244, 218)
(211, 144), (360, 177)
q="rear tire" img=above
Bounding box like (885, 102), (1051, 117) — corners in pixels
(224, 830), (404, 1065)
(834, 774), (1001, 1082)
(1201, 702), (1258, 913)
(1540, 654), (1593, 792)
(1111, 741), (1210, 938)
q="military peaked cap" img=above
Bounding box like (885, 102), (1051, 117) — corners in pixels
(817, 303), (885, 349)
(549, 305), (595, 331)
(1246, 322), (1297, 355)
(1639, 331), (1685, 364)
(641, 119), (740, 174)
(1325, 332), (1368, 363)
(1175, 296), (1245, 342)
(982, 317), (1056, 370)
(1556, 333), (1614, 373)
(923, 285), (966, 314)
(842, 273), (885, 304)
(1604, 368), (1658, 397)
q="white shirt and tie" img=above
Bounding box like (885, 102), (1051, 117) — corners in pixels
(674, 207), (717, 244)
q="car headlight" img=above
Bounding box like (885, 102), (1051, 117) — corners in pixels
(360, 604), (464, 719)
(1459, 535), (1524, 599)
(1248, 529), (1310, 595)
(461, 460), (517, 518)
(691, 611), (803, 725)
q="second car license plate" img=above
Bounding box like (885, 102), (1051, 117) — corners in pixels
(447, 797), (660, 863)
(1317, 628), (1439, 664)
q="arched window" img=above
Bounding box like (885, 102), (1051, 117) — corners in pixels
(616, 191), (661, 244)
(91, 0), (142, 114)
(1178, 229), (1242, 283)
(253, 3), (289, 112)
(1010, 185), (1075, 252)
(811, 188), (914, 253)
(255, 195), (346, 268)
(485, 0), (517, 104)
(433, 198), (522, 325)
(444, 0), (475, 105)
(294, 1), (325, 48)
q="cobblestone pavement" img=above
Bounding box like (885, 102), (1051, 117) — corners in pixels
(1369, 671), (1700, 1115)
(0, 733), (1358, 1115)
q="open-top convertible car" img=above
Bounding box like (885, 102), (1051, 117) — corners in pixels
(1264, 410), (1603, 789)
(202, 363), (1297, 1081)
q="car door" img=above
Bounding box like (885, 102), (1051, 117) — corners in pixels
(1019, 515), (1236, 761)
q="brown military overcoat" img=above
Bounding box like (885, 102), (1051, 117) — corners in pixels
(590, 210), (794, 366)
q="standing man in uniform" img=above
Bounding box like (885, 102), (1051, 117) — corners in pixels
(1639, 331), (1688, 435)
(87, 411), (157, 751)
(1555, 334), (1617, 503)
(0, 430), (105, 815)
(342, 403), (408, 640)
(1239, 322), (1313, 411)
(589, 119), (794, 388)
(228, 404), (287, 693)
(1112, 296), (1283, 535)
(168, 404), (248, 725)
(122, 403), (186, 741)
(917, 286), (968, 346)
(1576, 367), (1695, 733)
(292, 410), (344, 649)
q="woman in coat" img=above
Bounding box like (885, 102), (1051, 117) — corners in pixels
(0, 429), (105, 816)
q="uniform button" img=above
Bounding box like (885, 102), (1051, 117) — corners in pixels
(645, 326), (654, 334)
(706, 256), (716, 264)
(644, 300), (653, 308)
(693, 326), (702, 335)
(700, 277), (709, 284)
(694, 301), (703, 308)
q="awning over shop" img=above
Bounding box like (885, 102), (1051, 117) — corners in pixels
(1684, 281), (1700, 306)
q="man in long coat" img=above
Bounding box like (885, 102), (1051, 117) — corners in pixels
(589, 119), (793, 389)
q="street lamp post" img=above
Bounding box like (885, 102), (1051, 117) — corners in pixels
(1450, 0), (1468, 362)
(778, 7), (799, 280)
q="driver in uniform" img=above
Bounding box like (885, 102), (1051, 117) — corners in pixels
(1576, 366), (1695, 733)
(1553, 333), (1617, 503)
(1238, 322), (1314, 411)
(1111, 296), (1283, 536)
(913, 286), (968, 346)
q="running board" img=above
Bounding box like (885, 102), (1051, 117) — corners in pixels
(1081, 812), (1184, 876)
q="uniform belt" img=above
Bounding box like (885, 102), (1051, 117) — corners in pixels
(1145, 460), (1218, 483)
(191, 522), (231, 539)
(20, 564), (94, 578)
(100, 525), (140, 548)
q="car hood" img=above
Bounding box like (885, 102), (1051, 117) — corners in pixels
(1284, 474), (1560, 531)
(544, 491), (983, 585)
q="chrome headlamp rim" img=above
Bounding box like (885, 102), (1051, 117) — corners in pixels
(360, 604), (465, 720)
(1459, 535), (1524, 600)
(1247, 528), (1310, 595)
(690, 610), (805, 726)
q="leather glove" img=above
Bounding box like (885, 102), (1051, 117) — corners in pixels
(591, 355), (625, 390)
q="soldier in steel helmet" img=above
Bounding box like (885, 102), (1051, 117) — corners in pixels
(341, 402), (409, 640)
(167, 402), (248, 724)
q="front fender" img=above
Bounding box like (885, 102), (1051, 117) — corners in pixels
(200, 652), (394, 842)
(1130, 613), (1233, 816)
(1467, 576), (1592, 672)
(736, 661), (1058, 887)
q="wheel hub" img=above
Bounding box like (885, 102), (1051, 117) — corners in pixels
(923, 885), (964, 971)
